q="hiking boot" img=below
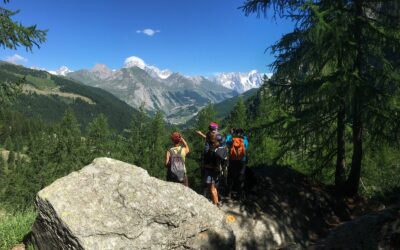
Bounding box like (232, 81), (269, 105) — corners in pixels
(230, 191), (239, 200)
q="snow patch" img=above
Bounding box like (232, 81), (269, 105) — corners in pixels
(212, 70), (271, 93)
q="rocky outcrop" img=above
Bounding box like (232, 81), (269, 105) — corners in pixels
(30, 158), (234, 250)
(314, 206), (400, 249)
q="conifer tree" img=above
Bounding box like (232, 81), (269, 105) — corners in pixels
(197, 103), (217, 132)
(7, 150), (15, 169)
(228, 96), (247, 130)
(0, 0), (47, 106)
(0, 156), (6, 188)
(148, 111), (166, 178)
(52, 109), (84, 174)
(87, 114), (112, 158)
(0, 0), (47, 50)
(4, 136), (13, 151)
(127, 104), (148, 165)
(242, 0), (400, 195)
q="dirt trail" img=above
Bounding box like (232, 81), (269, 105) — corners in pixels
(218, 166), (351, 249)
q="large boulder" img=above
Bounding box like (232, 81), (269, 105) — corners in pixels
(313, 206), (400, 249)
(30, 158), (234, 250)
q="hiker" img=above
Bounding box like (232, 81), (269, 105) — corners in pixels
(226, 128), (248, 198)
(226, 128), (235, 144)
(196, 122), (220, 153)
(165, 132), (190, 187)
(196, 122), (227, 205)
(202, 132), (227, 206)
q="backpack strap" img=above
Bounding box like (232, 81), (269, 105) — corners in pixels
(169, 148), (176, 156)
(170, 146), (183, 156)
(177, 146), (183, 155)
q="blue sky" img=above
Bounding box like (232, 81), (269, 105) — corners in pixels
(1, 0), (294, 76)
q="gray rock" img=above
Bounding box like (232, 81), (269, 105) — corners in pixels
(313, 206), (400, 249)
(31, 157), (234, 250)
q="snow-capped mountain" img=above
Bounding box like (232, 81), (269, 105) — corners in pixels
(67, 56), (237, 124)
(49, 66), (73, 76)
(124, 56), (172, 80)
(63, 55), (270, 123)
(212, 70), (267, 93)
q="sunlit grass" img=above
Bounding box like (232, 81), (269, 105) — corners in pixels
(0, 207), (36, 250)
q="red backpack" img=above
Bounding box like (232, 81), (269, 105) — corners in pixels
(230, 137), (245, 161)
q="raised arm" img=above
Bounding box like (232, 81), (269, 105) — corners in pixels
(180, 137), (190, 154)
(196, 130), (206, 139)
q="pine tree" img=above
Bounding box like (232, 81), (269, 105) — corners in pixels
(0, 0), (47, 50)
(7, 150), (15, 169)
(227, 96), (247, 130)
(52, 109), (84, 174)
(127, 104), (149, 165)
(0, 156), (5, 189)
(0, 0), (47, 106)
(4, 136), (13, 151)
(147, 111), (166, 178)
(87, 114), (112, 158)
(196, 103), (217, 132)
(242, 0), (400, 195)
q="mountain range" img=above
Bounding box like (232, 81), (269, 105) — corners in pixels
(57, 56), (267, 124)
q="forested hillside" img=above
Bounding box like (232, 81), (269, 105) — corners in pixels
(0, 62), (142, 131)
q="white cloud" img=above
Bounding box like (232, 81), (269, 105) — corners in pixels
(136, 28), (160, 36)
(5, 54), (28, 65)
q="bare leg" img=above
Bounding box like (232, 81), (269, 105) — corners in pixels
(209, 183), (219, 205)
(183, 176), (189, 187)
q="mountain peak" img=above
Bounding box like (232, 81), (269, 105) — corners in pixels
(91, 64), (110, 72)
(123, 55), (173, 79)
(91, 64), (113, 79)
(124, 56), (146, 70)
(48, 66), (73, 76)
(212, 70), (264, 93)
(146, 65), (172, 79)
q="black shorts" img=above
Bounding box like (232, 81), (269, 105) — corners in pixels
(204, 168), (219, 184)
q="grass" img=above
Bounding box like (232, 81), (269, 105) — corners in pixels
(25, 75), (57, 90)
(0, 207), (36, 250)
(22, 85), (95, 105)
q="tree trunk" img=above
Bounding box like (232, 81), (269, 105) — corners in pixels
(347, 99), (363, 196)
(346, 0), (364, 196)
(335, 100), (346, 190)
(335, 0), (347, 193)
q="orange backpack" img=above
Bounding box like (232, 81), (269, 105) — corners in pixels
(230, 137), (245, 161)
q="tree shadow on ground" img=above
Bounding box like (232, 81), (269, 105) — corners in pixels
(220, 164), (351, 249)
